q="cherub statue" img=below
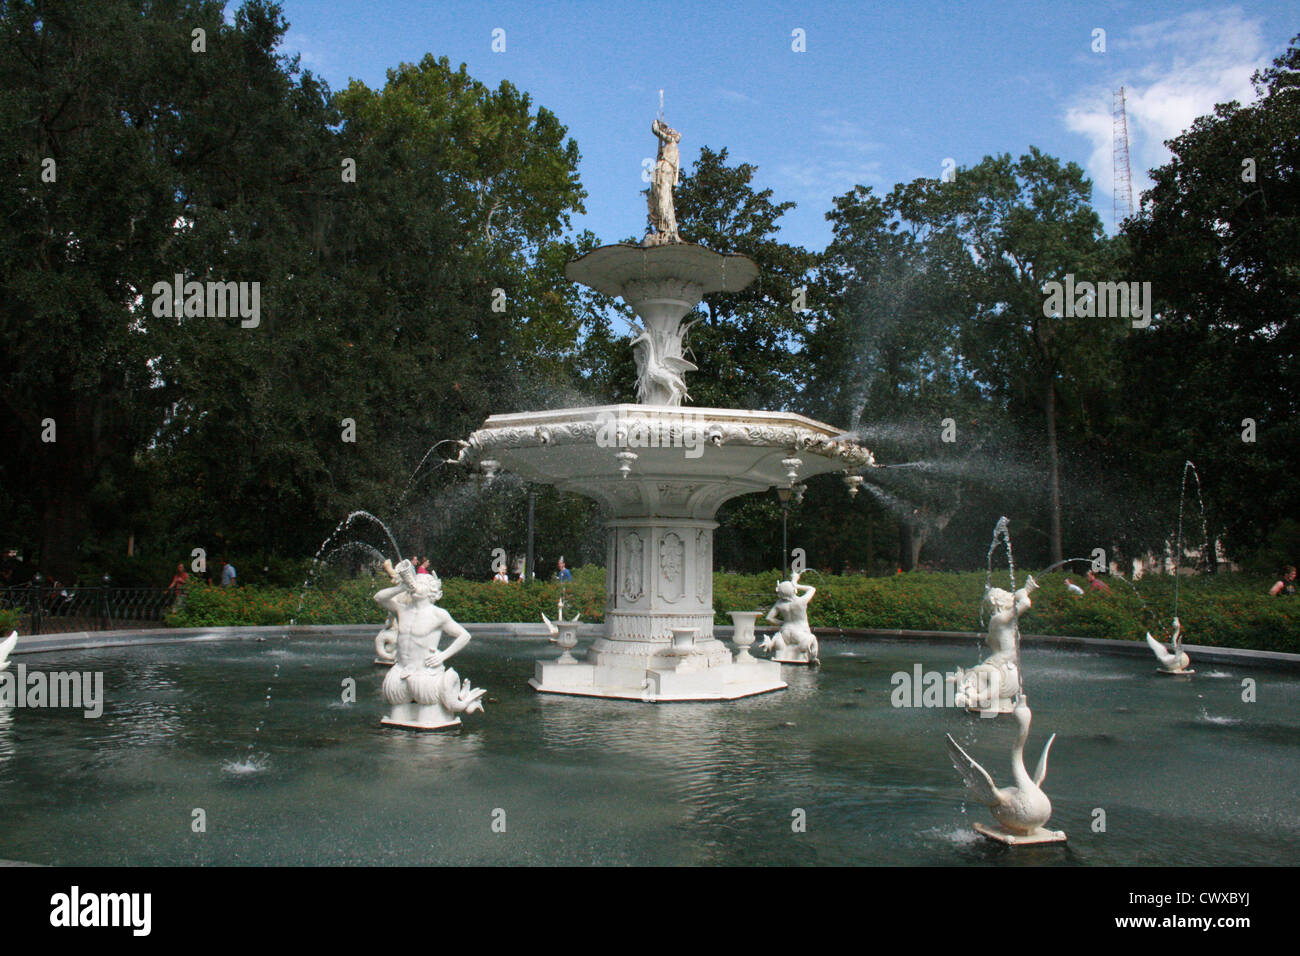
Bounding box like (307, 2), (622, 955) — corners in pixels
(645, 117), (682, 246)
(374, 559), (485, 729)
(760, 571), (819, 664)
(949, 575), (1038, 715)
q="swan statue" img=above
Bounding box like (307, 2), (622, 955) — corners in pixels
(0, 631), (16, 671)
(1065, 578), (1084, 595)
(630, 322), (698, 407)
(944, 696), (1066, 844)
(1145, 617), (1193, 674)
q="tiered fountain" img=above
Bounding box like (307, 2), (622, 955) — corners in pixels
(457, 116), (875, 701)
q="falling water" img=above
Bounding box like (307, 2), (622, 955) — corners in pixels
(394, 438), (463, 516)
(1039, 557), (1101, 575)
(982, 516), (1023, 687)
(1173, 460), (1209, 621)
(292, 540), (390, 623)
(224, 659), (280, 776)
(1041, 557), (1169, 640)
(857, 481), (917, 519)
(292, 511), (404, 624)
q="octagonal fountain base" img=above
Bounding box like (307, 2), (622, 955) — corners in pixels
(530, 656), (786, 702)
(462, 403), (874, 703)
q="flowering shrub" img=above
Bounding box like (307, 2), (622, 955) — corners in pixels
(165, 569), (1300, 652)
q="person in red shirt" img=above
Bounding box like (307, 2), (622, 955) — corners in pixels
(1085, 569), (1112, 595)
(167, 562), (189, 592)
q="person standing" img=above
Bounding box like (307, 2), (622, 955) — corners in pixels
(1270, 566), (1297, 596)
(556, 557), (572, 582)
(220, 559), (237, 587)
(1085, 569), (1111, 595)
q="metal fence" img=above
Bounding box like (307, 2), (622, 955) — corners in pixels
(0, 585), (178, 635)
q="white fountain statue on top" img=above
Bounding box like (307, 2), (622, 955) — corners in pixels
(645, 111), (682, 247)
(760, 571), (819, 665)
(624, 109), (700, 406)
(949, 575), (1038, 715)
(1146, 617), (1193, 674)
(945, 695), (1065, 845)
(374, 559), (485, 730)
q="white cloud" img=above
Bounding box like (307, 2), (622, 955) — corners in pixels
(715, 87), (757, 105)
(279, 32), (324, 70)
(775, 114), (886, 199)
(1064, 7), (1270, 228)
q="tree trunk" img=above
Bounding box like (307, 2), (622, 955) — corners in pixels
(38, 462), (90, 583)
(865, 514), (873, 574)
(1044, 382), (1063, 566)
(35, 392), (106, 583)
(897, 520), (919, 571)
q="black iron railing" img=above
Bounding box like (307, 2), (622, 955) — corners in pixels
(0, 585), (179, 635)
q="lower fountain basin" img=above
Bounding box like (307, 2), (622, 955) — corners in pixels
(0, 633), (1296, 865)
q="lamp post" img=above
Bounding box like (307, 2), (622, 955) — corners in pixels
(777, 486), (792, 576)
(526, 488), (536, 582)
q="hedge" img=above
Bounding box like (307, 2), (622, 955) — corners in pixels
(165, 567), (1300, 654)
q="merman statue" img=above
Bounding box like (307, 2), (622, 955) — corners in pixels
(759, 570), (819, 665)
(949, 576), (1038, 715)
(374, 559), (485, 730)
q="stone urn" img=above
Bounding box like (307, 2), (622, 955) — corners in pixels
(729, 611), (761, 663)
(554, 620), (581, 664)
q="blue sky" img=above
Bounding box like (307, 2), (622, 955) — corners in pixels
(273, 0), (1297, 250)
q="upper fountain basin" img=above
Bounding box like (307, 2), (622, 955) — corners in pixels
(462, 404), (875, 519)
(565, 243), (759, 303)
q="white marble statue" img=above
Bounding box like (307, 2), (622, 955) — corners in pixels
(372, 561), (401, 665)
(0, 631), (17, 671)
(945, 695), (1065, 844)
(645, 117), (682, 246)
(950, 576), (1037, 715)
(1146, 617), (1193, 674)
(630, 321), (697, 406)
(373, 613), (398, 666)
(760, 571), (819, 664)
(542, 598), (583, 664)
(374, 560), (485, 730)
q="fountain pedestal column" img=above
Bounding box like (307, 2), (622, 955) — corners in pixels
(531, 515), (786, 701)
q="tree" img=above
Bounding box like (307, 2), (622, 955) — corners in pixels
(1121, 35), (1299, 560)
(0, 0), (302, 580)
(942, 149), (1123, 566)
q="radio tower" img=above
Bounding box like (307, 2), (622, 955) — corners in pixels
(1112, 86), (1135, 228)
